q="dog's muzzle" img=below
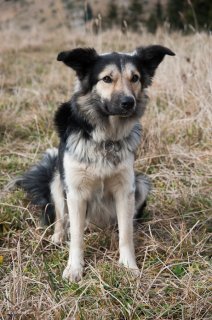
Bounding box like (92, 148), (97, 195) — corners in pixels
(119, 96), (136, 116)
(102, 95), (136, 117)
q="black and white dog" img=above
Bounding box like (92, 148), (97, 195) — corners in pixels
(17, 45), (175, 282)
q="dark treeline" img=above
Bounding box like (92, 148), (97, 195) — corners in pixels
(84, 0), (212, 33)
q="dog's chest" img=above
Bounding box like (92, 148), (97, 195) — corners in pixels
(66, 134), (130, 169)
(63, 146), (134, 185)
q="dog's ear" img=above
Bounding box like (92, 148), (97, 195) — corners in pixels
(136, 45), (175, 79)
(57, 48), (98, 79)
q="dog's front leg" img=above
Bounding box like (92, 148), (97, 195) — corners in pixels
(62, 191), (86, 282)
(115, 179), (139, 275)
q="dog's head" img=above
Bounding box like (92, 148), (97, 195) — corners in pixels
(57, 46), (175, 118)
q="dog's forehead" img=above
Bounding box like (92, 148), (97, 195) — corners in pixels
(95, 52), (138, 75)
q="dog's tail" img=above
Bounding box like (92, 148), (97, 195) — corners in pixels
(134, 173), (151, 221)
(15, 148), (58, 225)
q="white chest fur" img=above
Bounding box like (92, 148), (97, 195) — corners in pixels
(63, 152), (135, 199)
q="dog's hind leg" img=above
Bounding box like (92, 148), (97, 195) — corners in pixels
(50, 173), (66, 244)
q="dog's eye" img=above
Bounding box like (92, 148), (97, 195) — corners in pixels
(131, 74), (139, 83)
(102, 76), (112, 83)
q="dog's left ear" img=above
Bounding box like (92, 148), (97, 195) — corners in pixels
(57, 48), (98, 79)
(136, 45), (175, 79)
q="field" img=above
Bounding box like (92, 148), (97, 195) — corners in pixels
(0, 25), (211, 319)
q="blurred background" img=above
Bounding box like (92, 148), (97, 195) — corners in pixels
(0, 0), (211, 38)
(0, 2), (211, 318)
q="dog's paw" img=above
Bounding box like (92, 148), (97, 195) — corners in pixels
(129, 266), (140, 277)
(119, 261), (140, 277)
(51, 232), (64, 244)
(62, 264), (84, 282)
(119, 254), (140, 277)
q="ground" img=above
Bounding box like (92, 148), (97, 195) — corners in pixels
(0, 26), (211, 319)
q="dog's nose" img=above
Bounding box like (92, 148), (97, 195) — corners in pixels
(121, 96), (135, 110)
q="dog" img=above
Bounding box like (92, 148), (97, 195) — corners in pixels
(16, 45), (175, 282)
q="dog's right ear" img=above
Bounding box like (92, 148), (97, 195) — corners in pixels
(57, 48), (98, 79)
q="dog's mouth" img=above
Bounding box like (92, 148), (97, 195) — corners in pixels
(119, 109), (135, 117)
(103, 104), (136, 117)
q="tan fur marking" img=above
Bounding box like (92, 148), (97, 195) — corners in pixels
(95, 62), (142, 101)
(122, 63), (142, 98)
(98, 64), (120, 80)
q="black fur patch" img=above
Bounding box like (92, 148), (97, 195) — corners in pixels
(134, 201), (147, 221)
(54, 100), (94, 142)
(54, 100), (94, 182)
(58, 141), (66, 181)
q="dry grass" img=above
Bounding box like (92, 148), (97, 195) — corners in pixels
(0, 25), (211, 319)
